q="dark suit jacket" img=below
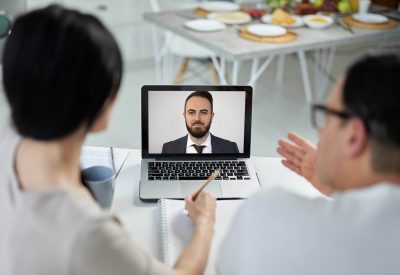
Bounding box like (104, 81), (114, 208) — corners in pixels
(161, 134), (239, 154)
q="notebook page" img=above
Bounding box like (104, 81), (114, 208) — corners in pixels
(159, 199), (244, 275)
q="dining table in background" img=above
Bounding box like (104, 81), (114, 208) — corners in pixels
(144, 6), (400, 102)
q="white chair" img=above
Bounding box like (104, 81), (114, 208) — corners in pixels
(149, 0), (226, 85)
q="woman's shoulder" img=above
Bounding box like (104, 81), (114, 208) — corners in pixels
(14, 186), (122, 252)
(20, 186), (106, 224)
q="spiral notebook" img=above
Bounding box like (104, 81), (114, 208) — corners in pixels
(158, 199), (244, 275)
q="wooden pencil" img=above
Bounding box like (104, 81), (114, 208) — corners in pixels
(191, 169), (220, 201)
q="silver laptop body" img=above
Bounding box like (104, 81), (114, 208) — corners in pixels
(140, 85), (260, 202)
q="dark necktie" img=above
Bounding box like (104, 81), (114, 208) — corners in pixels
(192, 144), (206, 154)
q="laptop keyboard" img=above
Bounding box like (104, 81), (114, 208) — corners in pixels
(147, 161), (250, 181)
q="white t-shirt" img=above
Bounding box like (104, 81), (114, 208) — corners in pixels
(218, 184), (400, 275)
(0, 124), (175, 275)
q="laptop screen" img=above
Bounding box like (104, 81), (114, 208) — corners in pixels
(141, 85), (252, 159)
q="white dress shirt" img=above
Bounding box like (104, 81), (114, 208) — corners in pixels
(186, 133), (212, 154)
(218, 183), (400, 275)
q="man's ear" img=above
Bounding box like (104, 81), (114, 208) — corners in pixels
(346, 118), (368, 158)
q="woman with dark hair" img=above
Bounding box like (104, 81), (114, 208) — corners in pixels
(0, 5), (216, 275)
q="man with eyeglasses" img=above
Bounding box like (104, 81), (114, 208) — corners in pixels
(218, 53), (400, 275)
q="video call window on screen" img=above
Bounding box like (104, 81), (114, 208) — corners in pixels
(148, 90), (246, 154)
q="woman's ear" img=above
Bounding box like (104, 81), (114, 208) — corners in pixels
(347, 118), (368, 158)
(89, 97), (117, 133)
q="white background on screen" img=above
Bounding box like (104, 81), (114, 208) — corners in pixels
(148, 91), (246, 154)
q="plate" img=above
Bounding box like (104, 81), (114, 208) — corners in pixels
(184, 19), (227, 32)
(247, 24), (287, 37)
(261, 14), (304, 28)
(352, 13), (388, 24)
(200, 1), (240, 12)
(207, 11), (252, 24)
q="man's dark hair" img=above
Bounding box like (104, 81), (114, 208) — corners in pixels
(184, 91), (213, 112)
(343, 53), (400, 173)
(2, 5), (123, 140)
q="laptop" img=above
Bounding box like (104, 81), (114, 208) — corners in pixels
(140, 85), (261, 201)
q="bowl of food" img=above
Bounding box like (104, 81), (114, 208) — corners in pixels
(241, 3), (268, 19)
(303, 15), (334, 29)
(243, 8), (267, 19)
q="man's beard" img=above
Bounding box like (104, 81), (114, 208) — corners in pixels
(186, 120), (212, 139)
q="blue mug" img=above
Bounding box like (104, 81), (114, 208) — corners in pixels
(82, 165), (115, 209)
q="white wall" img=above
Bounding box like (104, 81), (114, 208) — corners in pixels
(1, 0), (26, 63)
(1, 0), (26, 17)
(23, 0), (202, 65)
(148, 90), (246, 153)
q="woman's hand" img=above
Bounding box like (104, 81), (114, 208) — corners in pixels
(185, 191), (216, 227)
(174, 191), (216, 275)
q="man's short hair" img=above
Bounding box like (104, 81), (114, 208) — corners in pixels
(343, 53), (400, 173)
(184, 91), (213, 112)
(2, 5), (123, 140)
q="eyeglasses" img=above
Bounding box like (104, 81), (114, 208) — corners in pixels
(311, 104), (354, 129)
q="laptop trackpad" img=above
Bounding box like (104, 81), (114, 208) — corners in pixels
(180, 181), (222, 197)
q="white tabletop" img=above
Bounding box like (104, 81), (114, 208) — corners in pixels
(110, 148), (321, 260)
(144, 10), (400, 60)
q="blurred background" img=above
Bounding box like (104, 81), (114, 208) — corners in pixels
(0, 0), (399, 156)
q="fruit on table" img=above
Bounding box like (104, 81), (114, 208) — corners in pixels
(320, 0), (339, 12)
(266, 0), (292, 8)
(295, 0), (340, 13)
(337, 0), (350, 13)
(293, 3), (320, 15)
(314, 0), (324, 7)
(243, 8), (267, 19)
